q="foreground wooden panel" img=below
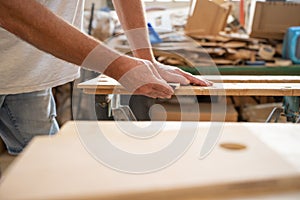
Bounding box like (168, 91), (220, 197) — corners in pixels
(78, 75), (300, 96)
(1, 121), (300, 200)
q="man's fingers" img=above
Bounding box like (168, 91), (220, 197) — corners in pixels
(166, 73), (190, 85)
(134, 83), (174, 99)
(176, 69), (213, 86)
(155, 62), (213, 86)
(152, 83), (174, 96)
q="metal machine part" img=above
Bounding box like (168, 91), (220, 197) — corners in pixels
(266, 96), (300, 123)
(111, 94), (137, 121)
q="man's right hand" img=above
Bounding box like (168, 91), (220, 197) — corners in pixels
(104, 56), (174, 99)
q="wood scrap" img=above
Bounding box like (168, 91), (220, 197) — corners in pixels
(205, 48), (226, 57)
(226, 49), (252, 60)
(192, 34), (284, 66)
(213, 59), (235, 65)
(197, 41), (219, 47)
(196, 41), (247, 49)
(226, 48), (237, 54)
(248, 44), (260, 51)
(191, 35), (231, 43)
(153, 49), (195, 67)
(275, 43), (283, 56)
(222, 41), (247, 49)
(274, 59), (293, 67)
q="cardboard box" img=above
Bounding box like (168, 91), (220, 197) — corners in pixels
(185, 0), (231, 36)
(251, 2), (300, 40)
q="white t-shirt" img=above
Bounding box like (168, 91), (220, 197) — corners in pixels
(0, 0), (85, 95)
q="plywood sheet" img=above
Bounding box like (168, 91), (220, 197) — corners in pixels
(0, 121), (300, 200)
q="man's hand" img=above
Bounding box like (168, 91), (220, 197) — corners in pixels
(153, 61), (213, 86)
(104, 56), (174, 99)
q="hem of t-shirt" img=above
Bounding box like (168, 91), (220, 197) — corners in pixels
(0, 73), (80, 95)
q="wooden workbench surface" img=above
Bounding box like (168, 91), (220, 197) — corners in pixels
(1, 121), (300, 200)
(78, 75), (300, 96)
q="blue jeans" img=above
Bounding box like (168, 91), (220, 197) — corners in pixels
(0, 89), (59, 155)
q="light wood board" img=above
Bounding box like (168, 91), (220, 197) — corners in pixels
(78, 75), (300, 96)
(203, 75), (300, 83)
(1, 121), (300, 200)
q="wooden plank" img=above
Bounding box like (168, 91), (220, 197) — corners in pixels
(78, 76), (300, 96)
(0, 121), (300, 200)
(203, 75), (300, 83)
(78, 75), (300, 86)
(180, 65), (300, 75)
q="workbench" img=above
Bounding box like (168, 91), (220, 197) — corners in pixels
(0, 121), (300, 199)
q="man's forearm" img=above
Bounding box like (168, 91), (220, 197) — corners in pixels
(0, 0), (176, 98)
(112, 0), (155, 62)
(0, 0), (99, 66)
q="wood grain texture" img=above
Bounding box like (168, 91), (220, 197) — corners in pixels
(1, 121), (300, 200)
(78, 75), (300, 96)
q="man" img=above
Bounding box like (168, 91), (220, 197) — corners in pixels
(0, 0), (211, 155)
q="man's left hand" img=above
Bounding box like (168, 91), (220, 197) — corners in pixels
(153, 61), (213, 86)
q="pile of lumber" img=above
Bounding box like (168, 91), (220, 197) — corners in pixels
(188, 34), (290, 66)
